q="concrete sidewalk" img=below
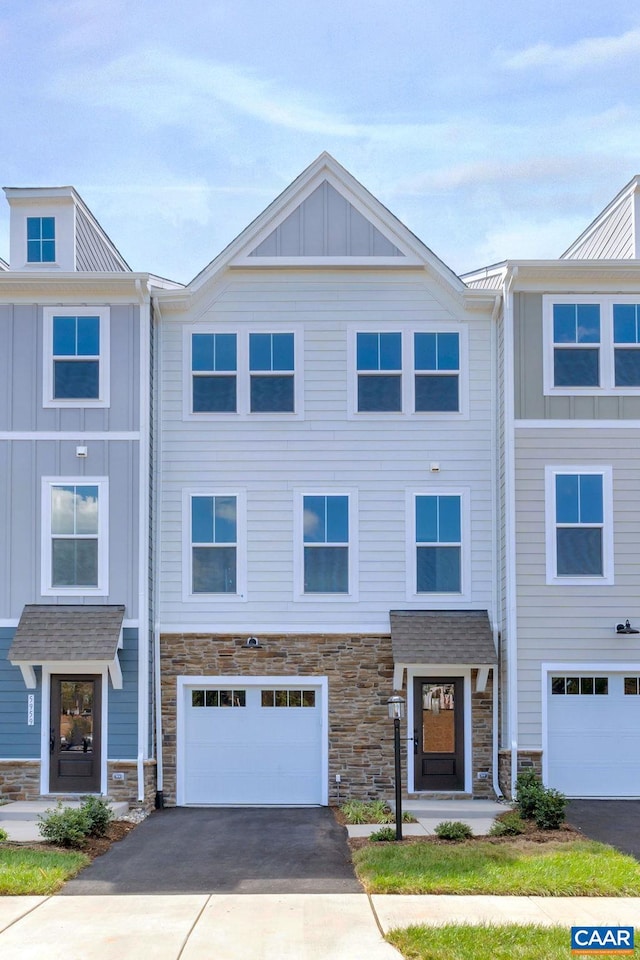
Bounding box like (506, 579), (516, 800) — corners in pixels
(2, 893), (640, 959)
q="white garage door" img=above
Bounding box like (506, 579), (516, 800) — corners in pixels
(547, 671), (640, 797)
(182, 681), (324, 805)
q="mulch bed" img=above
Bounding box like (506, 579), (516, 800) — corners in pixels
(3, 819), (138, 860)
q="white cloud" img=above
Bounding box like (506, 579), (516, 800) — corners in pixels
(503, 27), (640, 73)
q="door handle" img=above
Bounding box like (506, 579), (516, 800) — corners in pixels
(49, 729), (55, 753)
(413, 729), (418, 754)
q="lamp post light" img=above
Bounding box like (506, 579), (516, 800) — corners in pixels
(387, 694), (406, 841)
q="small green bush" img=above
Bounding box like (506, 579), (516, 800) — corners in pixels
(434, 820), (473, 841)
(489, 810), (526, 836)
(369, 826), (397, 842)
(340, 799), (399, 824)
(515, 769), (544, 820)
(38, 803), (92, 848)
(0, 827), (8, 842)
(81, 796), (114, 838)
(533, 788), (567, 830)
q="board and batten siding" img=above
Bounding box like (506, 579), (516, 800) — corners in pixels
(0, 629), (41, 759)
(0, 303), (141, 432)
(513, 293), (640, 421)
(107, 628), (139, 759)
(0, 437), (140, 619)
(159, 270), (496, 632)
(514, 427), (640, 747)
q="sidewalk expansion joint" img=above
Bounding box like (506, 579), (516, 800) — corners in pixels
(367, 892), (386, 939)
(1, 896), (52, 935)
(176, 893), (212, 960)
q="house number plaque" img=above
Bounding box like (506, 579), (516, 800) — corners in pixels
(27, 694), (34, 726)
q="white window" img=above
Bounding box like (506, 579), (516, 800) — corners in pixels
(183, 490), (247, 601)
(407, 489), (471, 600)
(543, 296), (640, 395)
(294, 490), (358, 600)
(545, 466), (614, 585)
(43, 307), (110, 408)
(348, 325), (468, 418)
(41, 478), (109, 595)
(185, 328), (302, 418)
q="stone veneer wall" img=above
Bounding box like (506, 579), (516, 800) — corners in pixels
(160, 633), (497, 805)
(107, 760), (157, 811)
(470, 671), (494, 799)
(0, 761), (41, 800)
(498, 749), (543, 798)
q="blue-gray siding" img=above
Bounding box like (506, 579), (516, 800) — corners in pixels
(0, 629), (41, 759)
(108, 628), (138, 759)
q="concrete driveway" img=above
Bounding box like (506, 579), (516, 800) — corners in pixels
(566, 800), (640, 859)
(60, 807), (362, 895)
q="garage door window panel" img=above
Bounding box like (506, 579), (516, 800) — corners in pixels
(551, 675), (608, 695)
(191, 689), (246, 707)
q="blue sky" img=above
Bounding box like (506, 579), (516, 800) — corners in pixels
(2, 0), (640, 282)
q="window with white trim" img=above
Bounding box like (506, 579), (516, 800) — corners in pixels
(545, 467), (613, 585)
(187, 329), (300, 417)
(294, 491), (357, 600)
(184, 490), (246, 600)
(356, 332), (402, 411)
(43, 308), (110, 407)
(415, 494), (461, 593)
(544, 296), (640, 394)
(27, 217), (55, 263)
(41, 478), (108, 595)
(414, 332), (460, 412)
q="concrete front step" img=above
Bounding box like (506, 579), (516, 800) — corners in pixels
(0, 799), (129, 821)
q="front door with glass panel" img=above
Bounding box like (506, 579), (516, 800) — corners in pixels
(49, 676), (101, 793)
(413, 677), (464, 791)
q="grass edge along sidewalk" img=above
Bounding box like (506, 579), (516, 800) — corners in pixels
(352, 838), (640, 896)
(0, 846), (89, 895)
(386, 923), (640, 960)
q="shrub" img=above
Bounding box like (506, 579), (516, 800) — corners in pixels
(0, 827), (8, 842)
(38, 803), (92, 848)
(434, 820), (473, 841)
(81, 796), (114, 838)
(533, 788), (567, 830)
(369, 826), (397, 842)
(515, 769), (544, 820)
(489, 810), (526, 837)
(340, 799), (396, 824)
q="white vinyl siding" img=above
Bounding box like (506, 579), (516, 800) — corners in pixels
(161, 272), (495, 633)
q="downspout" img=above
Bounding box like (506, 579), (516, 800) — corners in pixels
(152, 297), (164, 806)
(489, 293), (504, 800)
(135, 278), (151, 804)
(503, 267), (519, 798)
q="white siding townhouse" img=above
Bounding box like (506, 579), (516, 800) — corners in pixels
(465, 175), (640, 799)
(3, 158), (640, 807)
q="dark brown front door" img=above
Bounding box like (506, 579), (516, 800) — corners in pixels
(413, 677), (464, 791)
(49, 675), (101, 793)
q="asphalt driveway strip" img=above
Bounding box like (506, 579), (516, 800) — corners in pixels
(59, 807), (363, 895)
(567, 799), (640, 860)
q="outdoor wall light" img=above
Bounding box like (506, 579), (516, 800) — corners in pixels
(386, 695), (406, 840)
(616, 620), (639, 635)
(244, 636), (262, 648)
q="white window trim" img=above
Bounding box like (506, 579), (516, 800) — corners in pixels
(543, 295), (640, 396)
(544, 465), (614, 586)
(406, 487), (471, 601)
(182, 488), (247, 602)
(183, 326), (303, 420)
(41, 476), (109, 597)
(43, 307), (110, 408)
(293, 489), (359, 602)
(347, 322), (469, 419)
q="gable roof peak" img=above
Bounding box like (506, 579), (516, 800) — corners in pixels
(561, 175), (640, 261)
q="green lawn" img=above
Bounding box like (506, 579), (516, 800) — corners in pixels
(388, 924), (640, 960)
(0, 847), (90, 895)
(353, 839), (640, 896)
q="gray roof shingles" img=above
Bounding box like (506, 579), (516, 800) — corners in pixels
(390, 609), (496, 664)
(8, 605), (125, 662)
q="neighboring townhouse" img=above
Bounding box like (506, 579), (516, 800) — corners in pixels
(0, 186), (180, 806)
(154, 154), (501, 807)
(465, 176), (640, 799)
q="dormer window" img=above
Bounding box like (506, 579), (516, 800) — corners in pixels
(27, 217), (55, 263)
(43, 307), (110, 408)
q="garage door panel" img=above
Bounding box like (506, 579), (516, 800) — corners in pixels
(547, 671), (640, 798)
(182, 681), (324, 805)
